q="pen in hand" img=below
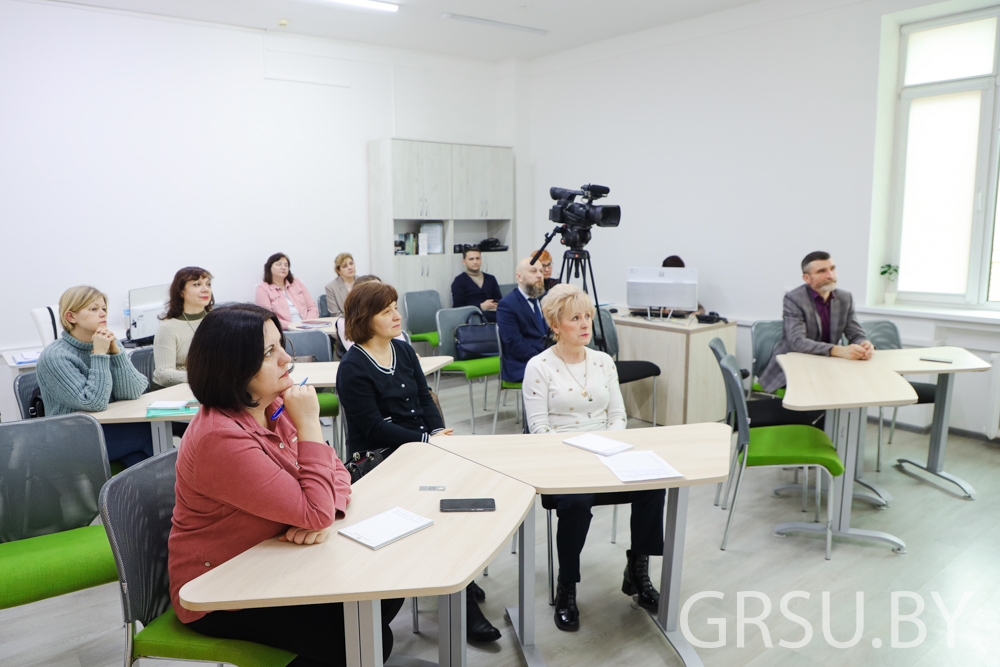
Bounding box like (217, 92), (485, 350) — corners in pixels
(271, 377), (309, 421)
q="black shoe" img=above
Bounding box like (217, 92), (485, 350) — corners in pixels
(469, 580), (486, 602)
(553, 578), (580, 632)
(466, 586), (501, 642)
(622, 549), (659, 612)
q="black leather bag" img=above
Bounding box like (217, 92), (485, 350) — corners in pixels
(455, 311), (499, 361)
(346, 448), (390, 484)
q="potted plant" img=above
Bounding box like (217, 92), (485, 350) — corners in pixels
(880, 264), (899, 305)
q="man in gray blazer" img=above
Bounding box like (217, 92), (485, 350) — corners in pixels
(759, 251), (873, 392)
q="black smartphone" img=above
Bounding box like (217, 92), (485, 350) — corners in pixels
(440, 498), (496, 512)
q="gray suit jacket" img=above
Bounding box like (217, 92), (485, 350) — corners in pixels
(324, 275), (350, 319)
(758, 285), (868, 392)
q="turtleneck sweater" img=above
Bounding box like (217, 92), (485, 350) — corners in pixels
(36, 330), (148, 415)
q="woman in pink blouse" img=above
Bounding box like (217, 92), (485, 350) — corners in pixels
(168, 303), (401, 665)
(255, 252), (320, 330)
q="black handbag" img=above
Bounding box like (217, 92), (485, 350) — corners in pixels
(454, 311), (499, 361)
(346, 448), (391, 484)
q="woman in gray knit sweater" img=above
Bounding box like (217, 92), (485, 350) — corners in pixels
(36, 286), (153, 468)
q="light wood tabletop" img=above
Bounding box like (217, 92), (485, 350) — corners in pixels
(289, 356), (453, 388)
(867, 346), (992, 374)
(431, 423), (732, 494)
(290, 317), (339, 335)
(86, 383), (196, 423)
(777, 352), (918, 412)
(179, 442), (536, 611)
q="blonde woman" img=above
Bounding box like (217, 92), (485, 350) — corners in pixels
(324, 252), (356, 319)
(522, 284), (664, 632)
(36, 286), (152, 468)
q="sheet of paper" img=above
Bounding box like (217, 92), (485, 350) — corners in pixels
(338, 506), (433, 550)
(148, 401), (190, 409)
(598, 450), (683, 483)
(563, 433), (633, 456)
(295, 322), (330, 329)
(13, 351), (41, 364)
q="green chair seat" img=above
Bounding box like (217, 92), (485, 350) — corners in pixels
(743, 424), (844, 477)
(409, 331), (439, 348)
(0, 525), (117, 609)
(443, 357), (500, 380)
(501, 379), (522, 390)
(751, 382), (785, 399)
(134, 608), (295, 667)
(316, 392), (340, 418)
(110, 460), (127, 476)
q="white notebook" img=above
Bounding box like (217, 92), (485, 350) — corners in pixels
(598, 450), (684, 483)
(563, 433), (633, 456)
(338, 507), (434, 550)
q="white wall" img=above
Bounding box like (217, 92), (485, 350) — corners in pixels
(0, 0), (503, 353)
(521, 0), (1000, 436)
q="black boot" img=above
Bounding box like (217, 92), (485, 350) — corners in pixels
(469, 580), (486, 602)
(553, 577), (580, 632)
(466, 585), (501, 642)
(622, 549), (659, 612)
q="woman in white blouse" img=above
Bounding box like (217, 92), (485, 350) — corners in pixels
(522, 284), (665, 633)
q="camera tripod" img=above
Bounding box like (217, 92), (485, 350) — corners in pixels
(532, 230), (610, 354)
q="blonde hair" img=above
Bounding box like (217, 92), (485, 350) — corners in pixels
(335, 252), (354, 275)
(59, 286), (108, 332)
(541, 283), (595, 338)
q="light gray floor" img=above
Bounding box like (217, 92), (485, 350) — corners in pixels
(3, 372), (999, 666)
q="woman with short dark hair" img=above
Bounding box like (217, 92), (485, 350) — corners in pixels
(152, 266), (214, 389)
(256, 252), (319, 330)
(169, 303), (402, 665)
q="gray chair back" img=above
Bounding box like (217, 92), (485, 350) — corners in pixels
(1, 414), (110, 543)
(499, 283), (518, 298)
(402, 290), (442, 336)
(861, 320), (902, 350)
(717, 353), (751, 451)
(751, 320), (783, 382)
(13, 371), (40, 420)
(99, 448), (178, 628)
(709, 337), (734, 424)
(587, 309), (620, 359)
(284, 330), (333, 362)
(435, 306), (480, 359)
(129, 348), (155, 393)
(317, 294), (330, 318)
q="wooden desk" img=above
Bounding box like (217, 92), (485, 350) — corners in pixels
(869, 347), (991, 498)
(777, 352), (916, 553)
(180, 442), (536, 667)
(289, 356), (453, 388)
(432, 424), (731, 667)
(610, 310), (736, 425)
(290, 317), (339, 336)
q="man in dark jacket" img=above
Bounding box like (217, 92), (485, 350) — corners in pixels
(496, 257), (548, 383)
(451, 247), (502, 322)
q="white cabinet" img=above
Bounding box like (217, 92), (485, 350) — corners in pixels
(394, 255), (454, 307)
(391, 140), (452, 219)
(481, 251), (514, 285)
(452, 145), (514, 220)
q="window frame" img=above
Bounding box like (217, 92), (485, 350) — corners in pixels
(890, 7), (1000, 309)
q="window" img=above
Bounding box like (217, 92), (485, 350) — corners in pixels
(891, 11), (1000, 306)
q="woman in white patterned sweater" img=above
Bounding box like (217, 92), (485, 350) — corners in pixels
(522, 284), (665, 633)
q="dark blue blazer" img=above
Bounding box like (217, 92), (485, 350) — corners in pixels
(451, 272), (502, 322)
(496, 288), (548, 383)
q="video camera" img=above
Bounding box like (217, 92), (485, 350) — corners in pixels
(547, 184), (620, 250)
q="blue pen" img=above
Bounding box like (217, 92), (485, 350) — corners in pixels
(271, 377), (309, 421)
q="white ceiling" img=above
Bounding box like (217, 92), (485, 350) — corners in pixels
(59, 0), (765, 62)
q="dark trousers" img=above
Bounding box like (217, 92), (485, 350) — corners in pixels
(553, 490), (666, 583)
(188, 598), (404, 667)
(747, 396), (825, 429)
(101, 422), (154, 468)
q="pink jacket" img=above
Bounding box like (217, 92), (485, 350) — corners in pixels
(168, 400), (351, 624)
(255, 280), (319, 330)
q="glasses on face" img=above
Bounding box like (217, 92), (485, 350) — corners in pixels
(541, 263), (552, 269)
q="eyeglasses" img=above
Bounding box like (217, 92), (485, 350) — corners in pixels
(541, 263), (552, 269)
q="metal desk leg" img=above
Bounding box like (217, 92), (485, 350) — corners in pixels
(852, 418), (893, 506)
(897, 374), (977, 499)
(506, 500), (546, 667)
(438, 591), (466, 667)
(150, 421), (172, 455)
(650, 486), (703, 666)
(775, 408), (906, 553)
(345, 600), (382, 667)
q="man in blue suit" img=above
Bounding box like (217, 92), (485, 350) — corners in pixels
(497, 257), (548, 383)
